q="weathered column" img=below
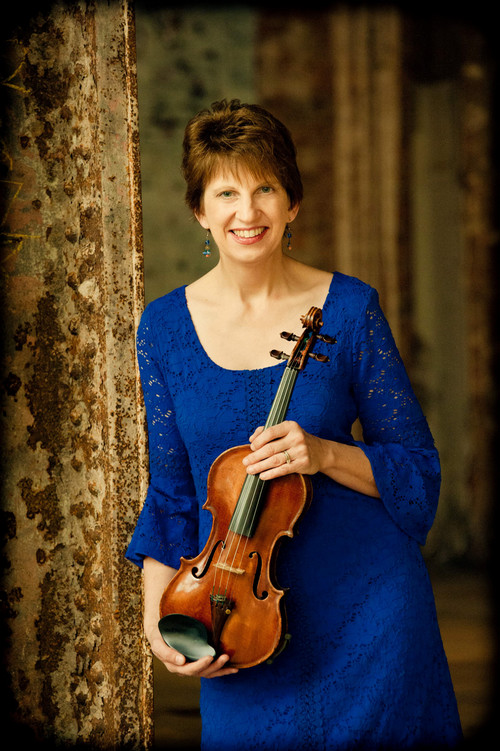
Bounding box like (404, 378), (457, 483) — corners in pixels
(1, 1), (152, 747)
(330, 6), (406, 353)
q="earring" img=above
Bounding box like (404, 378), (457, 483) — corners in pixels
(203, 230), (211, 258)
(284, 224), (292, 252)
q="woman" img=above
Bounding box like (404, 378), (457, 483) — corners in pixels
(127, 99), (462, 749)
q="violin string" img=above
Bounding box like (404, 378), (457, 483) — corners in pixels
(214, 367), (297, 603)
(206, 323), (322, 637)
(230, 369), (297, 585)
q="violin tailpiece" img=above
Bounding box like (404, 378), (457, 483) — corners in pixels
(210, 592), (233, 650)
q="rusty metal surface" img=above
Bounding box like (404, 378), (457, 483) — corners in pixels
(1, 1), (152, 747)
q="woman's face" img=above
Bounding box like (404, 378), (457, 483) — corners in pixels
(195, 166), (299, 266)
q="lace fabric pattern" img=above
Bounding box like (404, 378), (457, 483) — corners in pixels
(126, 272), (462, 749)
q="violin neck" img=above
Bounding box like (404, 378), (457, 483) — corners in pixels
(264, 366), (299, 430)
(229, 365), (299, 538)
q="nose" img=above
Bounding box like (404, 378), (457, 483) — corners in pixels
(236, 193), (259, 223)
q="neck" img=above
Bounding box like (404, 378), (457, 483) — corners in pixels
(212, 254), (296, 306)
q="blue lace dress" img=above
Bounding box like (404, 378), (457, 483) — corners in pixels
(126, 272), (462, 750)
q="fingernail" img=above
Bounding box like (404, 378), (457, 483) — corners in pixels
(175, 655), (184, 665)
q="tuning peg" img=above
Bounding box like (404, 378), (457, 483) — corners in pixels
(280, 331), (299, 342)
(317, 334), (336, 345)
(309, 352), (329, 363)
(270, 350), (290, 361)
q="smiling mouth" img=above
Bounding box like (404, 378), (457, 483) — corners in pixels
(231, 227), (266, 239)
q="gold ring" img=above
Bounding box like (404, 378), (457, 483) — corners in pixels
(283, 450), (291, 465)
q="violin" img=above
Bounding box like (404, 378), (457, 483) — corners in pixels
(158, 307), (335, 668)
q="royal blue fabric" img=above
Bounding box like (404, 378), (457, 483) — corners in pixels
(126, 272), (462, 750)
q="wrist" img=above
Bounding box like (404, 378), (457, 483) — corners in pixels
(315, 436), (338, 475)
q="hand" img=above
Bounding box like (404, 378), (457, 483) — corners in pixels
(243, 420), (326, 480)
(146, 623), (239, 679)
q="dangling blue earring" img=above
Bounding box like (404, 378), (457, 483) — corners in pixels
(284, 224), (292, 252)
(203, 230), (211, 258)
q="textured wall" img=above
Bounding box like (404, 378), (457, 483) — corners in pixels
(257, 7), (406, 349)
(135, 5), (256, 303)
(1, 1), (152, 746)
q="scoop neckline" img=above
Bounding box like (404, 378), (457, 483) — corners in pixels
(180, 273), (336, 374)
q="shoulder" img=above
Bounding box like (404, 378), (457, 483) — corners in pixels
(137, 287), (188, 355)
(332, 271), (375, 297)
(331, 272), (379, 313)
(140, 286), (186, 328)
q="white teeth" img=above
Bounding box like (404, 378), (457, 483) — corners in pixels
(232, 228), (264, 238)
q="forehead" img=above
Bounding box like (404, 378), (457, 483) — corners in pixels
(205, 157), (279, 189)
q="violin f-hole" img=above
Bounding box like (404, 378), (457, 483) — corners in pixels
(249, 551), (268, 600)
(192, 539), (224, 579)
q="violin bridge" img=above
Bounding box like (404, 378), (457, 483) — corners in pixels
(214, 561), (245, 575)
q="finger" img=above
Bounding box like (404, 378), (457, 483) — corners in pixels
(248, 425), (264, 443)
(164, 654), (214, 676)
(205, 666), (239, 678)
(150, 635), (187, 669)
(254, 463), (291, 481)
(199, 655), (239, 679)
(178, 654), (238, 679)
(244, 436), (291, 469)
(246, 452), (297, 481)
(249, 422), (289, 449)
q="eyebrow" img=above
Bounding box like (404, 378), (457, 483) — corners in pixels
(209, 175), (280, 191)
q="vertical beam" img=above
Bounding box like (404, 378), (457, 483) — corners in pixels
(409, 79), (469, 557)
(256, 8), (406, 353)
(459, 27), (496, 561)
(256, 11), (334, 273)
(330, 6), (406, 351)
(1, 1), (152, 747)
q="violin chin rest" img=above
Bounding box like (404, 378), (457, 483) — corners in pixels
(158, 613), (216, 661)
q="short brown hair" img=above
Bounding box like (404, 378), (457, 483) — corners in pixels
(182, 99), (303, 213)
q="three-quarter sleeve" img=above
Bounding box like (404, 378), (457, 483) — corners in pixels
(352, 288), (441, 544)
(126, 304), (199, 568)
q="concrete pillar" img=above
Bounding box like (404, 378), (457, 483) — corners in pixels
(1, 1), (152, 747)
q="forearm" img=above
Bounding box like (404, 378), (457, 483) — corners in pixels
(317, 437), (380, 498)
(143, 556), (177, 633)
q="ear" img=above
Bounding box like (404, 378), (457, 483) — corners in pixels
(194, 210), (209, 230)
(288, 202), (300, 223)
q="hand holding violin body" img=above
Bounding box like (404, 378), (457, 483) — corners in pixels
(147, 624), (237, 678)
(143, 557), (238, 678)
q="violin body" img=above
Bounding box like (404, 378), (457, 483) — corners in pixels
(159, 445), (312, 668)
(158, 307), (334, 669)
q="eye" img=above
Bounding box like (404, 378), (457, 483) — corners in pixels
(259, 185), (274, 194)
(218, 189), (235, 198)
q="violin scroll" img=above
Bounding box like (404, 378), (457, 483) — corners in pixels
(270, 306), (336, 370)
